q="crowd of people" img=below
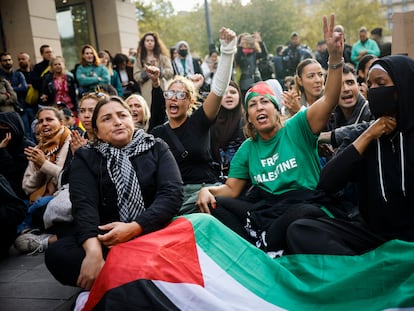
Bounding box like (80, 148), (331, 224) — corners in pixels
(0, 13), (412, 309)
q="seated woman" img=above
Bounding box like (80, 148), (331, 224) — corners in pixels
(287, 55), (414, 255)
(210, 80), (246, 181)
(150, 27), (237, 215)
(45, 96), (183, 290)
(196, 14), (344, 253)
(15, 107), (71, 254)
(125, 94), (151, 131)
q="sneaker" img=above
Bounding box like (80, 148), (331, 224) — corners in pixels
(14, 233), (51, 255)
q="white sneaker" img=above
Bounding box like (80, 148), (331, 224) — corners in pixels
(14, 233), (51, 255)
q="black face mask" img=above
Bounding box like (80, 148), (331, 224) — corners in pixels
(367, 86), (398, 118)
(0, 129), (10, 142)
(178, 49), (188, 57)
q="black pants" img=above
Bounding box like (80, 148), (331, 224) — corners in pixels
(0, 223), (18, 259)
(45, 236), (109, 287)
(212, 196), (326, 252)
(286, 217), (386, 255)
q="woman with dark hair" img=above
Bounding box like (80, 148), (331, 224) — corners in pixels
(113, 53), (139, 98)
(75, 45), (110, 95)
(133, 32), (173, 107)
(210, 80), (245, 181)
(287, 55), (414, 255)
(45, 96), (183, 290)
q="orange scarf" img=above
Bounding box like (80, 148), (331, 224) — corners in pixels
(29, 126), (71, 203)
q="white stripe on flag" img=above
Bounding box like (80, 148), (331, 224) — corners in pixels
(154, 245), (285, 311)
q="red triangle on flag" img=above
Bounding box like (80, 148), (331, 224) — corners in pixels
(84, 217), (203, 310)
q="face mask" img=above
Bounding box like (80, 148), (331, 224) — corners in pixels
(178, 49), (188, 57)
(242, 48), (254, 54)
(367, 86), (398, 118)
(0, 129), (10, 142)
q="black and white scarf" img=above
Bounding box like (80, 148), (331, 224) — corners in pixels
(94, 129), (155, 222)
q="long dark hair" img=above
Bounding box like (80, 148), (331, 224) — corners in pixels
(137, 32), (169, 65)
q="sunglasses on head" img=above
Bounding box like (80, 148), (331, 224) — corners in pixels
(82, 92), (107, 98)
(163, 90), (187, 100)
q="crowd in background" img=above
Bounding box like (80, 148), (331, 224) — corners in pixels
(2, 18), (412, 308)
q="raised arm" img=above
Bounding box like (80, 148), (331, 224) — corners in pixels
(306, 14), (344, 134)
(202, 27), (237, 121)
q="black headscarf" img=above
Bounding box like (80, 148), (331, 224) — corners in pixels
(211, 81), (243, 162)
(0, 112), (35, 199)
(371, 55), (414, 133)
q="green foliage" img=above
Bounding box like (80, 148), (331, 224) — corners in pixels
(134, 0), (388, 58)
(309, 0), (387, 44)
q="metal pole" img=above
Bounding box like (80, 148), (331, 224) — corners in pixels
(204, 0), (214, 52)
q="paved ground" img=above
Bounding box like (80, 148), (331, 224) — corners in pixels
(0, 247), (80, 311)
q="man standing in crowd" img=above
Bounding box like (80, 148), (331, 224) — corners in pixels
(16, 52), (36, 139)
(0, 53), (30, 138)
(351, 27), (380, 69)
(0, 53), (27, 114)
(30, 45), (53, 98)
(281, 32), (312, 78)
(17, 52), (32, 83)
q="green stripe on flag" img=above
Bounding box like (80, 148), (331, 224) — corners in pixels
(186, 213), (414, 310)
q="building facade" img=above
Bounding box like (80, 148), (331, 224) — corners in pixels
(381, 0), (414, 28)
(0, 0), (139, 71)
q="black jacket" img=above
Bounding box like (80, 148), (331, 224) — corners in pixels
(319, 55), (414, 241)
(41, 72), (78, 112)
(0, 111), (35, 199)
(70, 138), (183, 245)
(326, 93), (373, 132)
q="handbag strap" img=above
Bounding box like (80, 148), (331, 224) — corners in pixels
(164, 122), (188, 159)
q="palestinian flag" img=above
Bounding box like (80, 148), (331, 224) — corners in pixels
(82, 214), (414, 310)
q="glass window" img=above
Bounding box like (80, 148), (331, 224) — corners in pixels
(56, 4), (90, 72)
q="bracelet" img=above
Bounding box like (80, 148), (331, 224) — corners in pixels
(328, 58), (344, 70)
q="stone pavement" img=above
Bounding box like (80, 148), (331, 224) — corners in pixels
(0, 247), (80, 311)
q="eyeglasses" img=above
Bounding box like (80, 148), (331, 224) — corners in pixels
(163, 90), (187, 100)
(81, 91), (107, 98)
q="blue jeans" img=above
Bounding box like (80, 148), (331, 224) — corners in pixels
(17, 195), (53, 234)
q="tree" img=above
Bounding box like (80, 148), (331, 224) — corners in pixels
(134, 0), (388, 62)
(299, 0), (387, 48)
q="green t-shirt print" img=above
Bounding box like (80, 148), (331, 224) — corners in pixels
(229, 110), (321, 195)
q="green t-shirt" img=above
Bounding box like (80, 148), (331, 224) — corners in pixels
(229, 109), (320, 195)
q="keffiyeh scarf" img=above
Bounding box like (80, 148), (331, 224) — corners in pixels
(94, 129), (155, 222)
